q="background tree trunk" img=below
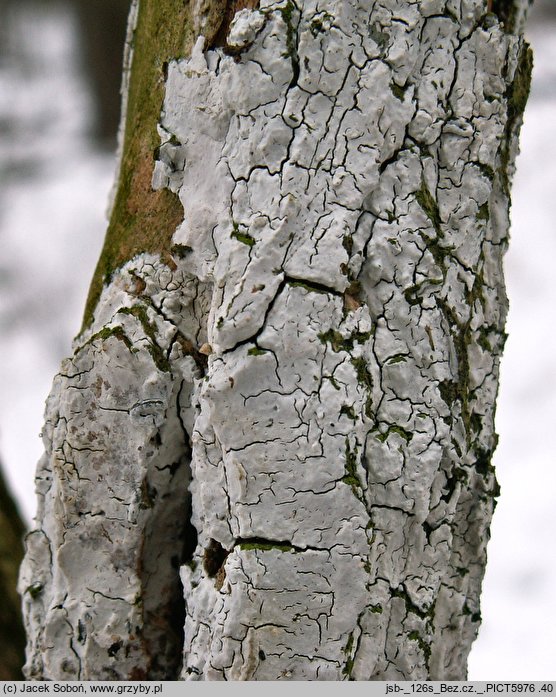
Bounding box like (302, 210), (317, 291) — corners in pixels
(0, 464), (26, 679)
(73, 0), (131, 147)
(19, 0), (532, 680)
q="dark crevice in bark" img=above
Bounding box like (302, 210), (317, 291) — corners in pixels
(139, 468), (190, 678)
(139, 397), (195, 678)
(173, 332), (209, 376)
(181, 515), (199, 568)
(176, 379), (200, 571)
(219, 274), (343, 357)
(234, 537), (336, 554)
(203, 539), (230, 577)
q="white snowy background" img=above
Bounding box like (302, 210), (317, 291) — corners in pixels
(0, 0), (553, 680)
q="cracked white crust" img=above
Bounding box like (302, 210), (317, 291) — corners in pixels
(19, 254), (212, 679)
(20, 0), (531, 681)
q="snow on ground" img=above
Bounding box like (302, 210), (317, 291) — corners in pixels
(0, 2), (553, 680)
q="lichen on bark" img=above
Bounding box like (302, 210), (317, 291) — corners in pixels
(21, 0), (533, 681)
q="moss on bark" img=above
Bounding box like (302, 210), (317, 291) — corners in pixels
(498, 41), (533, 196)
(81, 1), (265, 332)
(82, 0), (195, 331)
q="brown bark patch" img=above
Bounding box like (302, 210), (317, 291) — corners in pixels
(82, 0), (195, 331)
(211, 0), (261, 47)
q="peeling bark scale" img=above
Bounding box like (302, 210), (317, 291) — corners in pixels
(19, 0), (532, 681)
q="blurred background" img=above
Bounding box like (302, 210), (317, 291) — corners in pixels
(0, 0), (553, 679)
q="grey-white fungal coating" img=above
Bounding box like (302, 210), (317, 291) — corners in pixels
(19, 254), (211, 679)
(20, 0), (531, 681)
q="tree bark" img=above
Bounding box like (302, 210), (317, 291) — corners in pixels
(20, 0), (532, 680)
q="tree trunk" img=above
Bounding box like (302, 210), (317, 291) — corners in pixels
(0, 464), (26, 679)
(19, 0), (532, 680)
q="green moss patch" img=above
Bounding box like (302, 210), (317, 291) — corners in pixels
(117, 305), (170, 371)
(81, 0), (195, 331)
(231, 222), (256, 247)
(415, 178), (442, 235)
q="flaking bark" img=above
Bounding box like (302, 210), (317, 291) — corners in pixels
(20, 0), (532, 680)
